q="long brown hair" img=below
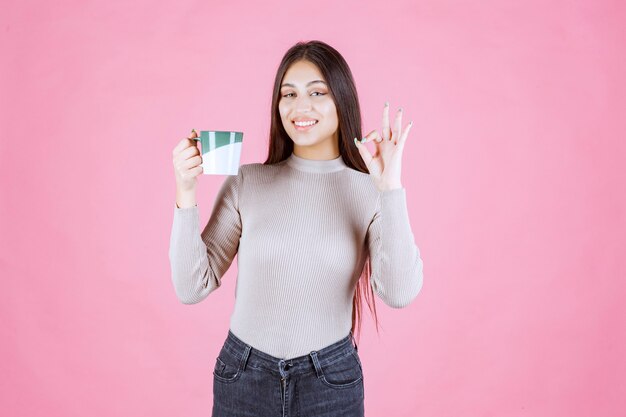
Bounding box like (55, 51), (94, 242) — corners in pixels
(262, 40), (382, 345)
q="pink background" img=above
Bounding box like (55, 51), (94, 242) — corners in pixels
(2, 0), (625, 416)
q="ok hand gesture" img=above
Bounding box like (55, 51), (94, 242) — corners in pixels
(354, 102), (413, 192)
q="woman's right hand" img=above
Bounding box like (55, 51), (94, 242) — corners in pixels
(173, 129), (203, 192)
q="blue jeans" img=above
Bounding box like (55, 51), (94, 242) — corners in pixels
(212, 329), (365, 417)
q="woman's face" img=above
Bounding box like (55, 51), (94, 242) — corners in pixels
(278, 60), (339, 157)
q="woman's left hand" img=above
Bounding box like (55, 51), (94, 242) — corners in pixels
(354, 102), (413, 192)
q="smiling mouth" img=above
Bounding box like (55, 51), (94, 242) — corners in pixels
(293, 120), (318, 126)
(293, 120), (319, 130)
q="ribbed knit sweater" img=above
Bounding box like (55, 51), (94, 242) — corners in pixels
(168, 152), (424, 359)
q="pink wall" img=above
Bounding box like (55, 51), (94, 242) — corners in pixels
(1, 0), (624, 415)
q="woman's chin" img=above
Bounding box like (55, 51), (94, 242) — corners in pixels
(290, 134), (319, 144)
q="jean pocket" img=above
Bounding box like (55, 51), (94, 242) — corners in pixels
(320, 349), (363, 389)
(213, 347), (244, 384)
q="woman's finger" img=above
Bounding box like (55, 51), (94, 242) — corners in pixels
(187, 129), (200, 150)
(382, 101), (391, 141)
(359, 130), (383, 159)
(173, 129), (199, 156)
(393, 108), (403, 144)
(354, 136), (374, 167)
(399, 121), (413, 146)
(360, 129), (381, 143)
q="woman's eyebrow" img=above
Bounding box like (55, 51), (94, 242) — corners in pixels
(280, 80), (327, 88)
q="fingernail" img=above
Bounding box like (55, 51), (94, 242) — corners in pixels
(354, 137), (358, 146)
(191, 129), (197, 135)
(360, 137), (366, 143)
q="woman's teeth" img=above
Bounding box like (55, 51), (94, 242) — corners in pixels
(294, 120), (318, 127)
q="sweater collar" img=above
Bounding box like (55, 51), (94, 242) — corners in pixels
(286, 152), (347, 173)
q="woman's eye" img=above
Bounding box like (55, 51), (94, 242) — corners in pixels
(281, 92), (326, 98)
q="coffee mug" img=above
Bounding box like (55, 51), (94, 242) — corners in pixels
(192, 130), (244, 175)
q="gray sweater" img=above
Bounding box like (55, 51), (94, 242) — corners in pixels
(168, 152), (424, 359)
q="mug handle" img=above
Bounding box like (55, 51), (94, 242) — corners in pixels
(191, 135), (202, 151)
(190, 136), (205, 175)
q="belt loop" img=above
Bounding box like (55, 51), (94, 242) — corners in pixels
(240, 345), (251, 371)
(349, 330), (358, 352)
(309, 351), (323, 378)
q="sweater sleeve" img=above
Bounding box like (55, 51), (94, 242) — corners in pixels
(366, 187), (424, 308)
(168, 170), (242, 304)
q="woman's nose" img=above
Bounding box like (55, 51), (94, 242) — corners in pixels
(294, 96), (313, 111)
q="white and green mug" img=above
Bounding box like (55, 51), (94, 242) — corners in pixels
(192, 130), (244, 175)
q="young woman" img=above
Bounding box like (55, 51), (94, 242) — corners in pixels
(169, 40), (424, 417)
